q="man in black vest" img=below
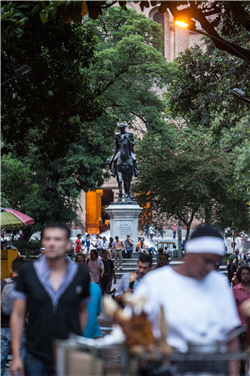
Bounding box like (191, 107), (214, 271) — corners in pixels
(10, 222), (90, 376)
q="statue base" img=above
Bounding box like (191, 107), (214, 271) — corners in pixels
(106, 201), (142, 250)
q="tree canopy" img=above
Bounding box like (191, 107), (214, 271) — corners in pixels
(86, 7), (177, 135)
(1, 5), (176, 232)
(133, 128), (250, 239)
(2, 2), (249, 64)
(1, 7), (114, 231)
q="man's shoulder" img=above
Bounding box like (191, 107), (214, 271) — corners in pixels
(143, 266), (171, 282)
(206, 270), (229, 288)
(20, 261), (35, 273)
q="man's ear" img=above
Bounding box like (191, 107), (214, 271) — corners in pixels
(10, 268), (14, 277)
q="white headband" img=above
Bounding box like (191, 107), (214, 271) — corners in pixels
(185, 236), (225, 256)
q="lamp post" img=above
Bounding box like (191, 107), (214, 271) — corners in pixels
(231, 88), (250, 104)
(1, 65), (31, 86)
(174, 20), (250, 66)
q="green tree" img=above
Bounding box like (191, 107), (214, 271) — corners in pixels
(133, 129), (250, 239)
(166, 43), (250, 134)
(165, 37), (250, 198)
(1, 8), (115, 231)
(86, 7), (177, 134)
(3, 1), (249, 63)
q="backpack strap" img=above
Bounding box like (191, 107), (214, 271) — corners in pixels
(129, 272), (136, 290)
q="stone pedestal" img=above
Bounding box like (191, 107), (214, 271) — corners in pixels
(106, 202), (142, 250)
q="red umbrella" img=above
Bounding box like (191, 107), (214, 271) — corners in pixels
(1, 208), (34, 227)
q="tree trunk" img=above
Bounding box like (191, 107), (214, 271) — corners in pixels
(185, 223), (191, 241)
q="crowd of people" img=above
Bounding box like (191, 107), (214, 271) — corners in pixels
(1, 223), (250, 376)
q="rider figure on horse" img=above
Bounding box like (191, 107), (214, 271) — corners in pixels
(109, 123), (139, 178)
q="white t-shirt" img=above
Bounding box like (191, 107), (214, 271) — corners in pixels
(134, 266), (240, 353)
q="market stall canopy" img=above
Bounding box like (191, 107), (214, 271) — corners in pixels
(1, 208), (34, 228)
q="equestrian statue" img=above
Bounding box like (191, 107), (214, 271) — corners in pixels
(107, 123), (139, 202)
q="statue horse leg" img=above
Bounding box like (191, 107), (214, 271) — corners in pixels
(124, 171), (133, 201)
(117, 171), (123, 201)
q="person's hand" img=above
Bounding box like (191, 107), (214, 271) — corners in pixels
(114, 278), (117, 284)
(104, 273), (108, 277)
(11, 357), (24, 376)
(125, 250), (127, 254)
(100, 274), (104, 279)
(125, 288), (133, 294)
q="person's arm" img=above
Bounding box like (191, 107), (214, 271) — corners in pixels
(99, 260), (104, 278)
(112, 263), (117, 284)
(79, 303), (88, 332)
(124, 242), (127, 254)
(10, 299), (26, 376)
(129, 239), (133, 246)
(114, 275), (132, 304)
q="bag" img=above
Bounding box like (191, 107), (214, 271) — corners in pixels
(129, 272), (136, 290)
(1, 278), (16, 316)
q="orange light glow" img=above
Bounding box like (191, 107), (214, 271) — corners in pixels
(175, 20), (189, 28)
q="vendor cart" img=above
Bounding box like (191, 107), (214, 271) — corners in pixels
(55, 335), (250, 376)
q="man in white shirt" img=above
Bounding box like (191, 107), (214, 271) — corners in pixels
(93, 234), (103, 257)
(134, 225), (241, 376)
(102, 236), (109, 250)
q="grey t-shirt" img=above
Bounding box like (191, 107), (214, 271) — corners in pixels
(124, 239), (133, 249)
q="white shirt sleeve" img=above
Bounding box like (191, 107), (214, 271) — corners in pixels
(214, 275), (241, 334)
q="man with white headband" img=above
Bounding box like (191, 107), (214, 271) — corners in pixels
(133, 225), (241, 375)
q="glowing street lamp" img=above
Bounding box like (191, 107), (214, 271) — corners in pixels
(174, 18), (250, 65)
(174, 20), (189, 28)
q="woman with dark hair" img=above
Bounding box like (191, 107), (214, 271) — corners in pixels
(107, 237), (114, 258)
(233, 266), (250, 326)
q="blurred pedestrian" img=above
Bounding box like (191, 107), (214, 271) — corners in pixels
(86, 234), (91, 259)
(75, 233), (82, 254)
(113, 236), (124, 270)
(149, 225), (155, 241)
(100, 250), (116, 295)
(134, 225), (240, 376)
(87, 249), (104, 284)
(115, 254), (152, 305)
(157, 223), (164, 239)
(37, 247), (46, 260)
(75, 253), (86, 265)
(107, 237), (114, 259)
(10, 222), (90, 376)
(123, 235), (133, 259)
(102, 236), (109, 250)
(233, 266), (250, 326)
(172, 223), (178, 239)
(137, 237), (148, 254)
(1, 257), (26, 376)
(154, 253), (169, 269)
(83, 274), (102, 339)
(227, 249), (239, 284)
(93, 234), (103, 257)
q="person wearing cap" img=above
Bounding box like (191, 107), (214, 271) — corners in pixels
(133, 225), (241, 376)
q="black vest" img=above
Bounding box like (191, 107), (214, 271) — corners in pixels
(16, 263), (90, 365)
